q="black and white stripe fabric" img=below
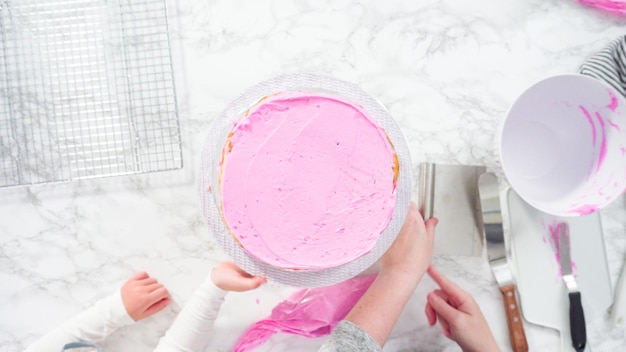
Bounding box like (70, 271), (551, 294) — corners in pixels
(580, 35), (626, 98)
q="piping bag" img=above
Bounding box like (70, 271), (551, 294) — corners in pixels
(233, 274), (376, 351)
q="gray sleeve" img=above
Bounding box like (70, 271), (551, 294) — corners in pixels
(319, 320), (383, 352)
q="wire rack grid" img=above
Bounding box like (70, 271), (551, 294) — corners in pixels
(0, 0), (182, 188)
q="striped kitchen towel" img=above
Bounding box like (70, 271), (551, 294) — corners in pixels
(580, 35), (626, 98)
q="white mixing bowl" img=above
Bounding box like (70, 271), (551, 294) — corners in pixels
(500, 74), (626, 216)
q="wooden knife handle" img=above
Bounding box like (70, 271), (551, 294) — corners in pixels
(500, 284), (528, 352)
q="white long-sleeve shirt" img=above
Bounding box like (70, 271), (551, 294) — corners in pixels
(25, 290), (134, 352)
(26, 277), (227, 352)
(153, 276), (226, 351)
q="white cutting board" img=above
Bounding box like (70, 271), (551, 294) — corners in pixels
(507, 189), (612, 351)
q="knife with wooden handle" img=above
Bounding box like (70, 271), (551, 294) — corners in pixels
(478, 173), (528, 352)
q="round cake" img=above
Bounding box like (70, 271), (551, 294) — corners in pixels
(218, 91), (398, 270)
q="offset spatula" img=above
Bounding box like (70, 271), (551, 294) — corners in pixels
(558, 222), (587, 352)
(478, 173), (528, 352)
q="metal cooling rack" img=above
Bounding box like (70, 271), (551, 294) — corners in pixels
(0, 0), (182, 187)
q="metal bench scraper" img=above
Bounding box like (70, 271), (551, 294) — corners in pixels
(417, 163), (486, 256)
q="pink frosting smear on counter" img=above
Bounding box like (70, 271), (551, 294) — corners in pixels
(219, 91), (397, 270)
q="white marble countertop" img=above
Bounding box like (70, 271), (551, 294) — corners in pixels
(2, 0), (626, 351)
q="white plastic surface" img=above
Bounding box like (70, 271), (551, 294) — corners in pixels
(500, 74), (626, 217)
(507, 189), (612, 351)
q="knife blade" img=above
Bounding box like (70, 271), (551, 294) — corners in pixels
(478, 173), (528, 352)
(559, 222), (587, 352)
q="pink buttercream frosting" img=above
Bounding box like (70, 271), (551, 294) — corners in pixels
(219, 91), (398, 270)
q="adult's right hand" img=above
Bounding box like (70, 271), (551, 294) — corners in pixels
(425, 266), (500, 352)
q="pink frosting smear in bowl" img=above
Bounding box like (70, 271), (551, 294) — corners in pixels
(218, 91), (398, 270)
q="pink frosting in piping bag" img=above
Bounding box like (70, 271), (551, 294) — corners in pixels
(233, 274), (376, 352)
(219, 91), (397, 269)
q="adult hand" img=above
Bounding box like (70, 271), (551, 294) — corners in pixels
(341, 202), (437, 347)
(121, 272), (170, 321)
(210, 261), (267, 292)
(380, 201), (438, 285)
(425, 266), (500, 352)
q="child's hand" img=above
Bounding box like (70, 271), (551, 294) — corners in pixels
(211, 261), (267, 292)
(121, 272), (170, 321)
(380, 202), (438, 286)
(425, 266), (500, 352)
